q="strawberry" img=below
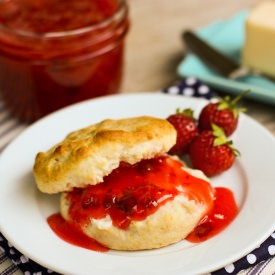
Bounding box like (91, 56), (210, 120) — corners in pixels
(167, 108), (198, 156)
(198, 91), (249, 136)
(188, 124), (239, 176)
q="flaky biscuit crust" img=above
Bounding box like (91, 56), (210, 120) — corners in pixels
(33, 116), (176, 193)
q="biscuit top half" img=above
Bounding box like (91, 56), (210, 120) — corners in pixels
(33, 116), (177, 194)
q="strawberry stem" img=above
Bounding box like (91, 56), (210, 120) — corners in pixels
(216, 90), (250, 118)
(231, 89), (250, 106)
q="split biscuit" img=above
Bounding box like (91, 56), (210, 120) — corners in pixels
(33, 116), (176, 193)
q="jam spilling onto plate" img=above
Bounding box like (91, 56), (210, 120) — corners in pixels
(47, 213), (108, 252)
(47, 155), (238, 251)
(186, 187), (238, 242)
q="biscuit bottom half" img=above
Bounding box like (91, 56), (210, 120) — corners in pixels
(60, 193), (206, 250)
(59, 155), (214, 251)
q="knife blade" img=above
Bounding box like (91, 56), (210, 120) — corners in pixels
(182, 30), (273, 81)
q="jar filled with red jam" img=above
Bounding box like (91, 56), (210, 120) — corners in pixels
(0, 0), (129, 122)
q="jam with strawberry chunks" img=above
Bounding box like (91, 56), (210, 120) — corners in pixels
(0, 0), (129, 122)
(64, 155), (215, 230)
(47, 155), (238, 251)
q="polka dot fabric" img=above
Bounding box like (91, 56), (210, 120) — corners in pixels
(0, 77), (274, 275)
(1, 228), (274, 275)
(213, 233), (275, 275)
(163, 77), (215, 99)
(0, 233), (58, 275)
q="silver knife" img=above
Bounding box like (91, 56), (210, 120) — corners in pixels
(182, 30), (273, 81)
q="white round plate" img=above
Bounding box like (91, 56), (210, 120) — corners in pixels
(0, 93), (275, 275)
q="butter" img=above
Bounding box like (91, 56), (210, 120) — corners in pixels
(242, 0), (275, 77)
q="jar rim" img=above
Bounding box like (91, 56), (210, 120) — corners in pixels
(0, 0), (127, 38)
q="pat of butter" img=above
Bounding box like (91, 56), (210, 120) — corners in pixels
(242, 1), (275, 77)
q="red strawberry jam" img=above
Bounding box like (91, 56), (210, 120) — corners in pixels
(64, 156), (215, 230)
(47, 155), (238, 251)
(0, 0), (129, 122)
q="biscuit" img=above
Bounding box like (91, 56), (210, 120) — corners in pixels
(33, 116), (176, 193)
(60, 167), (211, 251)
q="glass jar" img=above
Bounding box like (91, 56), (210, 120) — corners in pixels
(0, 0), (129, 122)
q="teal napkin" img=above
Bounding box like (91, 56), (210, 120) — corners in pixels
(178, 10), (275, 105)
